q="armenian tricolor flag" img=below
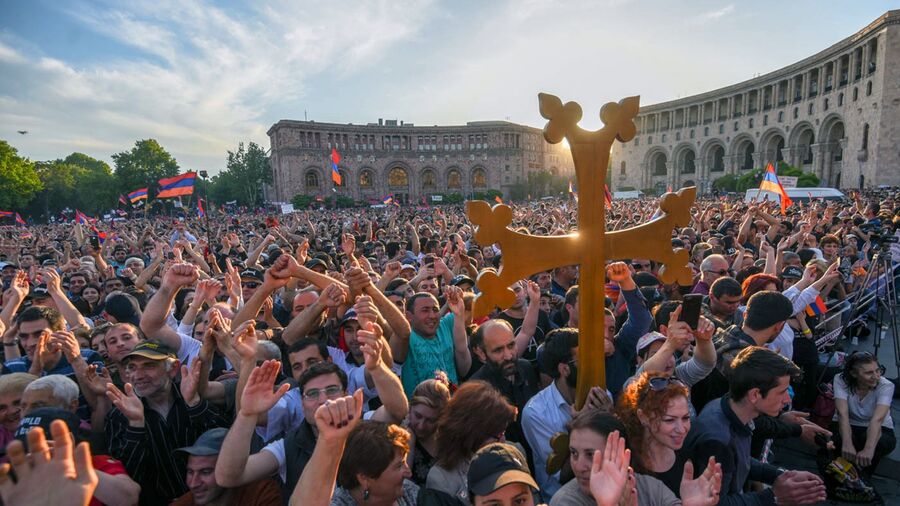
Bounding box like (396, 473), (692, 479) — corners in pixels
(14, 213), (25, 226)
(75, 209), (92, 224)
(805, 295), (827, 317)
(568, 181), (578, 202)
(759, 163), (793, 214)
(157, 172), (196, 198)
(604, 185), (613, 209)
(383, 195), (393, 205)
(330, 148), (342, 185)
(128, 188), (148, 203)
(0, 211), (12, 218)
(197, 198), (206, 218)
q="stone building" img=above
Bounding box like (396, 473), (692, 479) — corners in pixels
(267, 118), (574, 204)
(611, 10), (900, 194)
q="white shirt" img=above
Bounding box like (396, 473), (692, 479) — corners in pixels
(521, 382), (571, 499)
(833, 374), (894, 428)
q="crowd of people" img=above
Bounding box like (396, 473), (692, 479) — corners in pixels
(0, 188), (898, 506)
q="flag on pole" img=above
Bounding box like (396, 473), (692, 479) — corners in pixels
(805, 295), (827, 317)
(128, 188), (148, 203)
(118, 194), (127, 206)
(382, 195), (393, 205)
(603, 185), (613, 209)
(75, 210), (91, 224)
(197, 198), (206, 218)
(157, 172), (196, 198)
(14, 213), (26, 226)
(494, 195), (503, 204)
(666, 185), (673, 193)
(568, 181), (578, 202)
(330, 148), (342, 185)
(0, 211), (12, 218)
(759, 163), (793, 214)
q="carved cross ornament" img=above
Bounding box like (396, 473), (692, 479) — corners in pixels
(466, 93), (697, 409)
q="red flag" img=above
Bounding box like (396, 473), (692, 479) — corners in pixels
(15, 213), (26, 226)
(118, 194), (127, 205)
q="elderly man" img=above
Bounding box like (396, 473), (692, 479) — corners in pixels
(692, 254), (730, 295)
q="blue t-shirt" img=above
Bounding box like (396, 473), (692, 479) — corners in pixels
(401, 313), (458, 397)
(4, 350), (104, 420)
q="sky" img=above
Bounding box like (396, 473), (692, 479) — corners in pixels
(0, 0), (895, 174)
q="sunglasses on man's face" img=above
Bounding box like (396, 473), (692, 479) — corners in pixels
(704, 269), (729, 276)
(632, 263), (650, 270)
(241, 281), (260, 289)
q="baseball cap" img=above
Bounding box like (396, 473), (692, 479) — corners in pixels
(340, 309), (359, 326)
(1, 262), (18, 270)
(636, 331), (667, 354)
(175, 427), (228, 456)
(15, 408), (82, 448)
(103, 293), (142, 326)
(468, 443), (539, 496)
(28, 285), (51, 299)
(780, 265), (804, 280)
(123, 341), (176, 362)
(239, 268), (264, 281)
(450, 275), (475, 287)
(305, 258), (328, 271)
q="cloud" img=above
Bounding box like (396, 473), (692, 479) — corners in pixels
(0, 0), (437, 171)
(694, 4), (735, 24)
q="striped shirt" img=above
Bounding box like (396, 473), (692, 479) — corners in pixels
(105, 384), (230, 505)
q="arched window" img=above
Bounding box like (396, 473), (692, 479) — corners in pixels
(472, 168), (487, 188)
(447, 169), (461, 188)
(422, 170), (436, 188)
(388, 167), (408, 187)
(359, 170), (373, 188)
(862, 123), (869, 151)
(306, 171), (319, 188)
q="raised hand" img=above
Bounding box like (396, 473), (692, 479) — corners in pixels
(106, 383), (145, 427)
(341, 233), (356, 257)
(313, 389), (364, 443)
(319, 283), (347, 309)
(525, 279), (541, 304)
(680, 457), (722, 506)
(693, 316), (715, 343)
(265, 255), (294, 288)
(589, 430), (632, 506)
(295, 239), (309, 266)
(383, 261), (402, 279)
(180, 359), (203, 407)
(0, 420), (99, 506)
(49, 331), (81, 363)
(445, 285), (465, 316)
(41, 268), (62, 294)
(665, 305), (693, 350)
(352, 295), (381, 328)
(606, 262), (635, 290)
(232, 320), (258, 363)
(163, 263), (199, 289)
(83, 364), (112, 397)
(238, 360), (291, 417)
(358, 322), (384, 371)
(195, 278), (222, 305)
(345, 266), (372, 294)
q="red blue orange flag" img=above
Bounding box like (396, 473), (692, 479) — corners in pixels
(604, 185), (613, 209)
(128, 188), (148, 203)
(331, 148), (342, 185)
(157, 173), (196, 198)
(198, 198), (206, 218)
(75, 210), (92, 224)
(15, 213), (25, 226)
(0, 211), (12, 218)
(805, 295), (827, 317)
(759, 163), (793, 214)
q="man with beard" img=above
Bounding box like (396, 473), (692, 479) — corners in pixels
(496, 280), (553, 365)
(470, 319), (539, 450)
(105, 341), (230, 504)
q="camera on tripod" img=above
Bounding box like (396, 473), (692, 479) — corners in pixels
(859, 223), (899, 248)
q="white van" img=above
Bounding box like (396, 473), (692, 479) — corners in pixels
(613, 190), (642, 199)
(744, 187), (847, 203)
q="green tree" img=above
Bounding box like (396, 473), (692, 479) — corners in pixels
(224, 142), (271, 207)
(113, 139), (179, 192)
(67, 153), (118, 213)
(291, 194), (316, 208)
(713, 174), (738, 192)
(0, 140), (42, 210)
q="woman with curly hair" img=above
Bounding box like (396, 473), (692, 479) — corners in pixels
(425, 380), (517, 502)
(406, 377), (452, 485)
(616, 371), (692, 497)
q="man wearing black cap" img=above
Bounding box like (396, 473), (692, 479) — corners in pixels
(172, 428), (281, 506)
(239, 267), (264, 302)
(16, 407), (141, 506)
(105, 341), (230, 504)
(467, 442), (541, 505)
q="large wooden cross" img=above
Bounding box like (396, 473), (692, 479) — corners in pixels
(467, 93), (697, 409)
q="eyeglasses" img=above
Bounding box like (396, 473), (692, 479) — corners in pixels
(703, 269), (729, 276)
(647, 376), (686, 391)
(632, 263), (651, 269)
(241, 282), (260, 289)
(302, 385), (343, 401)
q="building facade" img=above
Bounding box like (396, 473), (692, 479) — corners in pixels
(611, 10), (900, 194)
(267, 118), (574, 204)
